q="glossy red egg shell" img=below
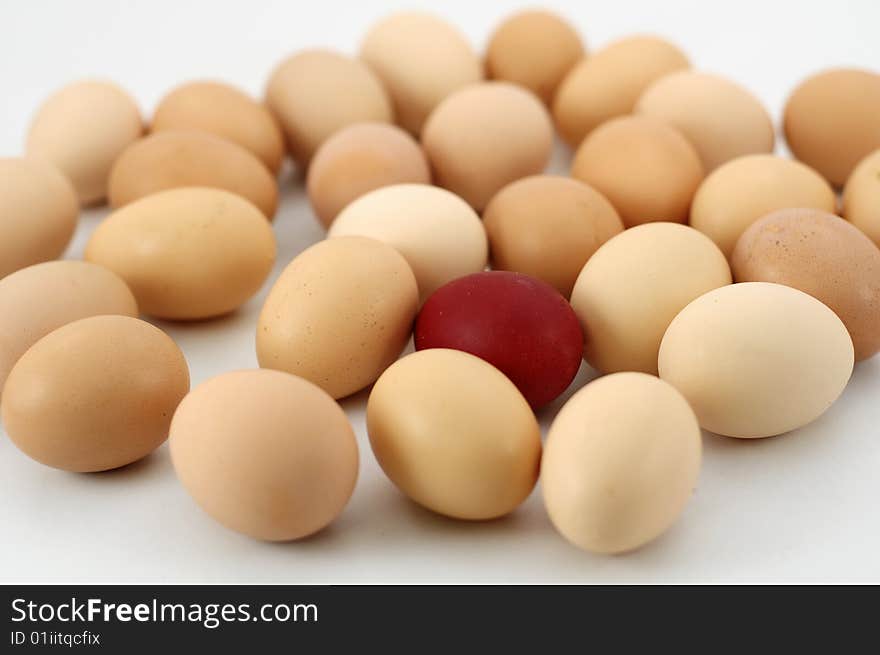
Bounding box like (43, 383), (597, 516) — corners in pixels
(414, 271), (583, 408)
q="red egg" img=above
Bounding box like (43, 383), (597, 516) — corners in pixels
(414, 271), (583, 408)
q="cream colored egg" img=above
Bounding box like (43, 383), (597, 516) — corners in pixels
(0, 260), (137, 394)
(328, 184), (487, 302)
(108, 130), (279, 218)
(257, 236), (418, 399)
(542, 372), (701, 554)
(690, 154), (837, 258)
(266, 49), (393, 166)
(658, 282), (854, 438)
(360, 11), (482, 135)
(367, 349), (541, 520)
(26, 80), (142, 205)
(571, 223), (731, 375)
(170, 369), (358, 542)
(151, 80), (285, 173)
(636, 71), (775, 171)
(0, 158), (78, 278)
(2, 315), (189, 472)
(422, 82), (554, 211)
(843, 148), (880, 247)
(485, 9), (585, 105)
(85, 188), (276, 320)
(553, 35), (689, 147)
(307, 123), (431, 227)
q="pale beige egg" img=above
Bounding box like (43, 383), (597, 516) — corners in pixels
(843, 148), (880, 247)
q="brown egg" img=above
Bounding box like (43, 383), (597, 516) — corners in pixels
(307, 123), (431, 228)
(636, 71), (774, 171)
(360, 11), (482, 135)
(422, 82), (553, 211)
(170, 369), (358, 542)
(257, 236), (418, 399)
(690, 154), (837, 258)
(485, 9), (585, 105)
(328, 184), (487, 302)
(151, 80), (285, 173)
(1, 315), (189, 472)
(26, 80), (142, 205)
(266, 49), (393, 166)
(483, 176), (623, 297)
(784, 68), (880, 187)
(571, 223), (731, 374)
(732, 208), (880, 361)
(0, 260), (137, 394)
(843, 149), (880, 247)
(367, 349), (541, 520)
(571, 115), (703, 227)
(86, 188), (276, 320)
(0, 158), (78, 278)
(553, 35), (689, 147)
(542, 372), (701, 554)
(107, 130), (278, 218)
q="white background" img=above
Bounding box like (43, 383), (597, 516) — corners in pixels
(1, 0), (879, 584)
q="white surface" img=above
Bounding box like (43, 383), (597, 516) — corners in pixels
(1, 0), (879, 584)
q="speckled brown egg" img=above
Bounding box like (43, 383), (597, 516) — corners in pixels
(571, 115), (703, 226)
(483, 175), (623, 297)
(266, 49), (393, 166)
(553, 35), (689, 147)
(636, 71), (774, 171)
(843, 148), (880, 247)
(2, 315), (189, 472)
(0, 157), (78, 279)
(107, 130), (278, 218)
(784, 68), (880, 187)
(151, 80), (285, 173)
(732, 208), (880, 361)
(360, 11), (482, 135)
(485, 9), (585, 105)
(26, 80), (142, 205)
(690, 154), (837, 258)
(307, 123), (430, 228)
(422, 81), (553, 211)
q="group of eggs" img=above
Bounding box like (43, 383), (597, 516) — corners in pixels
(1, 10), (880, 555)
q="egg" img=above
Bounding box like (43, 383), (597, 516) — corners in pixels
(367, 349), (541, 520)
(571, 116), (703, 226)
(571, 223), (731, 375)
(659, 282), (854, 438)
(542, 372), (701, 554)
(26, 80), (142, 205)
(0, 260), (137, 394)
(328, 184), (487, 302)
(690, 154), (837, 258)
(784, 68), (880, 187)
(1, 315), (189, 472)
(483, 176), (623, 298)
(307, 123), (431, 227)
(635, 71), (774, 171)
(107, 130), (278, 218)
(0, 158), (78, 278)
(422, 82), (553, 211)
(843, 148), (880, 247)
(485, 10), (585, 105)
(151, 80), (285, 173)
(732, 208), (880, 361)
(360, 11), (482, 135)
(257, 236), (418, 399)
(85, 188), (276, 320)
(415, 271), (583, 408)
(553, 35), (689, 147)
(266, 49), (392, 166)
(169, 369), (358, 541)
